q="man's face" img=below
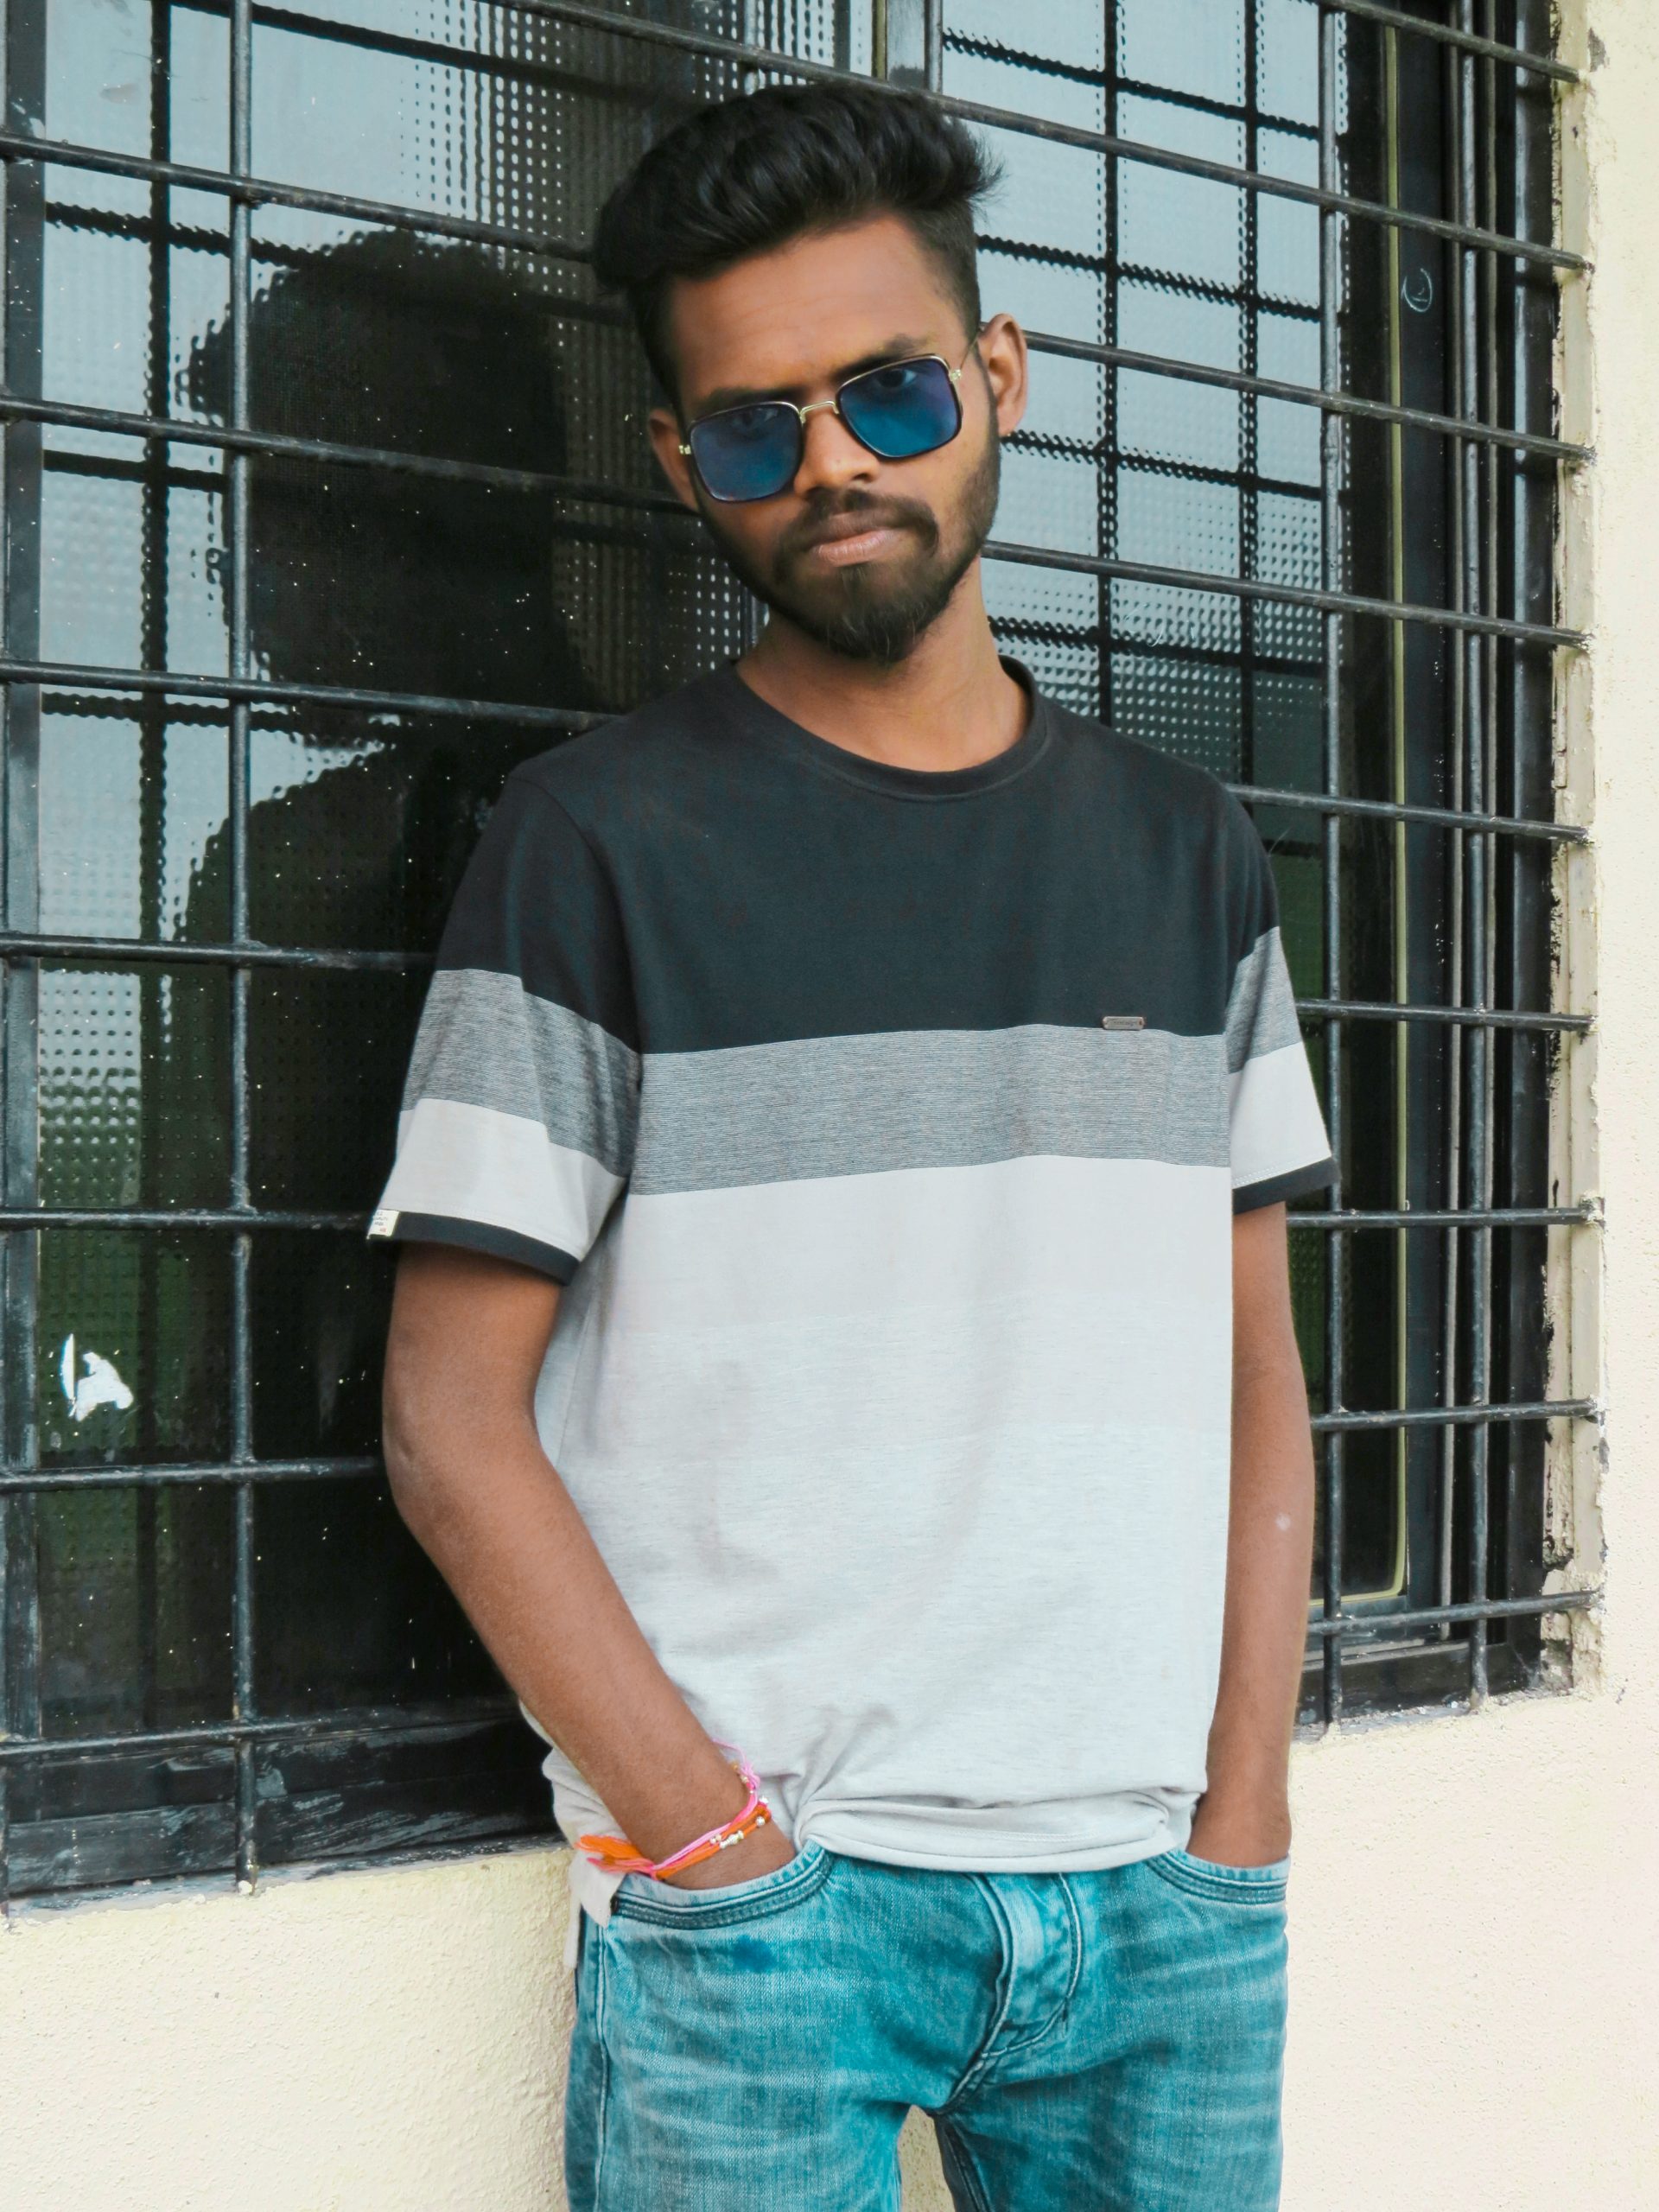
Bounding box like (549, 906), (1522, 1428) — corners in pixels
(648, 213), (1028, 665)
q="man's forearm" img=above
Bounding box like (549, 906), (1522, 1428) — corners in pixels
(382, 1247), (787, 1882)
(392, 1412), (753, 1853)
(1192, 1207), (1318, 1862)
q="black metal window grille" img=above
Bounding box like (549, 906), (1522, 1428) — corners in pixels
(0, 0), (1598, 1904)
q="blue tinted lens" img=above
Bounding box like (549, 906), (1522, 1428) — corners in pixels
(838, 357), (961, 461)
(688, 403), (802, 502)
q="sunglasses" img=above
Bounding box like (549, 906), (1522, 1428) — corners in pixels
(678, 342), (977, 505)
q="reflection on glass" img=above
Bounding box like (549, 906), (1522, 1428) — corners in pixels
(4, 0), (1563, 1892)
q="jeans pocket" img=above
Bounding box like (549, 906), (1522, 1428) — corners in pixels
(1144, 1847), (1291, 1907)
(609, 1837), (834, 1929)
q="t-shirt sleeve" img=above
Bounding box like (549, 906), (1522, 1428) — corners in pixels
(1224, 804), (1337, 1213)
(366, 770), (639, 1281)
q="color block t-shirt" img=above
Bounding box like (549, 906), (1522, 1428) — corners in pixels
(370, 662), (1334, 1937)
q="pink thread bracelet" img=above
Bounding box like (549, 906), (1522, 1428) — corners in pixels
(576, 1744), (773, 1879)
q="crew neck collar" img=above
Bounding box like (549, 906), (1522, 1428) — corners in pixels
(710, 655), (1052, 801)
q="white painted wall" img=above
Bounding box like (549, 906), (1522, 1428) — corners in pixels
(5, 4), (1656, 2205)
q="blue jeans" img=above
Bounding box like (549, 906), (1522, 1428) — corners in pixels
(565, 1838), (1290, 2210)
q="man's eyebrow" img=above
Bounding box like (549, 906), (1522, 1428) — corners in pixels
(690, 338), (938, 418)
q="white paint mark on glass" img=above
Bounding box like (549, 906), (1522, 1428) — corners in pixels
(59, 1333), (136, 1423)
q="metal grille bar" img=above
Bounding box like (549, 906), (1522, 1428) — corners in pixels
(0, 1209), (366, 1229)
(0, 655), (597, 729)
(1317, 0), (1347, 1724)
(0, 624), (1586, 726)
(0, 1141), (1601, 1230)
(0, 501), (1587, 713)
(0, 1574), (1599, 1773)
(0, 0), (47, 1910)
(1021, 331), (1588, 465)
(1313, 1398), (1595, 1433)
(226, 0), (257, 1891)
(0, 1456), (382, 1494)
(0, 1318), (1595, 1491)
(0, 752), (1594, 867)
(1321, 0), (1575, 76)
(0, 934), (426, 970)
(0, 1694), (523, 1764)
(949, 2), (1577, 83)
(1305, 1587), (1598, 1637)
(980, 543), (1582, 645)
(0, 354), (1592, 484)
(0, 1174), (1598, 1232)
(0, 127), (591, 263)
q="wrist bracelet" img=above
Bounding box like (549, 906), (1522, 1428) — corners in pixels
(577, 1744), (774, 1879)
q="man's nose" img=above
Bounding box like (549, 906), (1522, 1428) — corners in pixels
(791, 403), (880, 498)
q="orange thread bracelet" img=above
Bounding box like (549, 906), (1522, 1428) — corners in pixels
(577, 1745), (775, 1879)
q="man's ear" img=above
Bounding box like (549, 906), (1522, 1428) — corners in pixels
(648, 405), (702, 513)
(976, 312), (1029, 441)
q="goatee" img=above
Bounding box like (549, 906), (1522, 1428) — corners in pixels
(696, 432), (1001, 667)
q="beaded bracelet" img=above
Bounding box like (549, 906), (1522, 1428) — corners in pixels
(577, 1744), (775, 1879)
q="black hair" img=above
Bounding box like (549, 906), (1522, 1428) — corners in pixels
(591, 83), (1001, 404)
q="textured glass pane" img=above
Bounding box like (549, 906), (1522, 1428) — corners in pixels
(1257, 0), (1319, 130)
(1256, 312), (1321, 483)
(982, 555), (1096, 635)
(1253, 489), (1321, 657)
(254, 1475), (500, 1717)
(950, 0), (1102, 70)
(998, 445), (1099, 558)
(38, 1485), (233, 1738)
(41, 219), (150, 416)
(1252, 670), (1323, 796)
(980, 247), (1103, 346)
(1111, 653), (1243, 782)
(1116, 99), (1243, 292)
(250, 969), (423, 1210)
(37, 1232), (231, 1468)
(1256, 128), (1320, 307)
(1119, 0), (1244, 108)
(40, 964), (229, 1208)
(1117, 290), (1242, 473)
(1113, 470), (1242, 652)
(251, 1232), (392, 1464)
(239, 721), (518, 954)
(39, 713), (231, 944)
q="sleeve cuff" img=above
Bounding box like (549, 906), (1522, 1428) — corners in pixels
(366, 1208), (580, 1283)
(1232, 1157), (1338, 1213)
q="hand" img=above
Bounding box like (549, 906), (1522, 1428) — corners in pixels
(657, 1808), (798, 1891)
(1185, 1794), (1292, 1870)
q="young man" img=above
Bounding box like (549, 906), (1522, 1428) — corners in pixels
(373, 83), (1334, 2212)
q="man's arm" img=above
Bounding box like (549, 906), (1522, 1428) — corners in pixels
(381, 1243), (796, 1888)
(1188, 1200), (1317, 1866)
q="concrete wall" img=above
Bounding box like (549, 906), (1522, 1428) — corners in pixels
(6, 4), (1657, 2204)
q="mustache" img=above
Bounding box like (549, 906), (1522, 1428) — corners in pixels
(776, 490), (940, 563)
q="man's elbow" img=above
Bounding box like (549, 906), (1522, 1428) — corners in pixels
(381, 1341), (454, 1541)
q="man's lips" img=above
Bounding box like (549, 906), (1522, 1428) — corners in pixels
(790, 513), (922, 565)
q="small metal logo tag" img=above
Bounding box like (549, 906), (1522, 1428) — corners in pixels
(1099, 1014), (1146, 1031)
(369, 1207), (400, 1237)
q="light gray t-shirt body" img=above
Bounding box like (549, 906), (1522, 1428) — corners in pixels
(370, 667), (1335, 1941)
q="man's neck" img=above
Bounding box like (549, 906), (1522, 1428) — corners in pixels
(734, 565), (1028, 772)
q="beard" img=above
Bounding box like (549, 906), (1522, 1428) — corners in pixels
(694, 428), (1001, 668)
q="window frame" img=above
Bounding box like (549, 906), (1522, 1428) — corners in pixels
(0, 0), (1599, 1905)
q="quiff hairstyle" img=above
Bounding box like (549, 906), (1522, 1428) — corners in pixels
(591, 82), (1001, 405)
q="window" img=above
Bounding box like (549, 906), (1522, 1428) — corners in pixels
(0, 0), (1593, 1902)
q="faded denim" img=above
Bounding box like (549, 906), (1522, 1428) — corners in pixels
(564, 1837), (1290, 2210)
